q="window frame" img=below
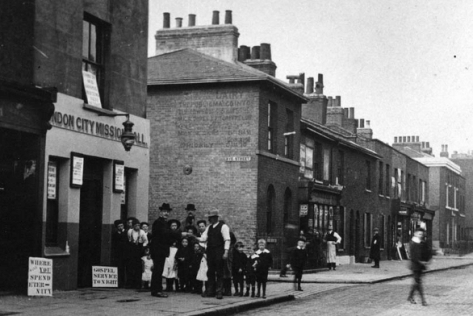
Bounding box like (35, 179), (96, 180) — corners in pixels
(364, 212), (372, 248)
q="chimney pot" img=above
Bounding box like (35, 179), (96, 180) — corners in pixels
(212, 10), (219, 25)
(175, 17), (183, 28)
(188, 14), (196, 27)
(251, 46), (260, 59)
(349, 107), (354, 119)
(422, 141), (425, 148)
(394, 137), (398, 143)
(328, 96), (333, 107)
(426, 142), (430, 148)
(360, 119), (365, 128)
(306, 77), (314, 94)
(403, 136), (407, 143)
(407, 136), (411, 142)
(336, 96), (341, 107)
(416, 136), (419, 142)
(366, 120), (370, 127)
(238, 45), (250, 61)
(225, 10), (232, 24)
(343, 108), (349, 118)
(318, 73), (323, 84)
(260, 43), (271, 60)
(163, 12), (170, 28)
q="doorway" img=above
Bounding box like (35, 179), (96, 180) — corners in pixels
(77, 157), (103, 288)
(0, 128), (41, 292)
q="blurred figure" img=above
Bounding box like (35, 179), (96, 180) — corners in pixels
(370, 227), (381, 268)
(407, 228), (430, 306)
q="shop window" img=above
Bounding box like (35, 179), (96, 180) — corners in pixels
(364, 212), (372, 247)
(266, 185), (275, 234)
(284, 109), (294, 159)
(267, 102), (277, 152)
(46, 159), (59, 246)
(82, 14), (109, 108)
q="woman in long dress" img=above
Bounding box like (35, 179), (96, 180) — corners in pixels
(324, 224), (342, 270)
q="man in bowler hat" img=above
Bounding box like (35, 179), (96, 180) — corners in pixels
(196, 209), (231, 299)
(181, 204), (197, 229)
(150, 203), (190, 298)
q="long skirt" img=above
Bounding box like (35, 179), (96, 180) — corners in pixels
(326, 242), (337, 263)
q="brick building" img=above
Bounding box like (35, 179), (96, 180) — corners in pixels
(0, 0), (149, 291)
(148, 11), (307, 268)
(451, 151), (473, 238)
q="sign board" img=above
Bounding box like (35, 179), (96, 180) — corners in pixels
(299, 204), (308, 216)
(70, 152), (84, 187)
(113, 161), (125, 192)
(225, 156), (251, 162)
(92, 266), (118, 287)
(47, 161), (57, 199)
(28, 257), (53, 296)
(82, 71), (102, 108)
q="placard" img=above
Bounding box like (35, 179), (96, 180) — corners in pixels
(47, 161), (57, 199)
(28, 257), (53, 296)
(299, 204), (308, 216)
(82, 71), (102, 108)
(70, 152), (84, 188)
(92, 266), (118, 287)
(113, 160), (125, 192)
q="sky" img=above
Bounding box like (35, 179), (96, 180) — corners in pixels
(148, 0), (473, 156)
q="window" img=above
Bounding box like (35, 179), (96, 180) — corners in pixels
(46, 159), (60, 246)
(385, 164), (390, 197)
(300, 137), (314, 179)
(314, 142), (323, 181)
(283, 188), (292, 228)
(284, 109), (294, 158)
(393, 168), (399, 198)
(407, 174), (411, 201)
(267, 102), (277, 152)
(323, 148), (331, 182)
(366, 160), (371, 190)
(364, 212), (372, 247)
(266, 185), (275, 234)
(378, 161), (384, 195)
(337, 150), (344, 185)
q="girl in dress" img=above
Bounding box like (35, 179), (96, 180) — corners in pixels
(162, 240), (178, 291)
(141, 247), (153, 289)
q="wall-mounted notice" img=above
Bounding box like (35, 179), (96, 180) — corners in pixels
(47, 161), (57, 199)
(70, 152), (84, 188)
(113, 161), (125, 193)
(92, 266), (118, 287)
(82, 71), (102, 108)
(28, 257), (53, 296)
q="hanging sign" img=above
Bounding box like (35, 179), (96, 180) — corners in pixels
(92, 266), (118, 287)
(70, 152), (84, 188)
(28, 257), (53, 296)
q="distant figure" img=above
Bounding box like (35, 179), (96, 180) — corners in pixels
(370, 227), (381, 268)
(141, 247), (153, 289)
(324, 224), (342, 270)
(291, 238), (308, 291)
(255, 239), (273, 299)
(407, 228), (430, 306)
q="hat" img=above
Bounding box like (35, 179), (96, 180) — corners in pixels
(185, 204), (196, 211)
(207, 208), (220, 218)
(374, 227), (379, 232)
(159, 203), (172, 211)
(131, 218), (140, 226)
(114, 219), (124, 227)
(168, 219), (181, 229)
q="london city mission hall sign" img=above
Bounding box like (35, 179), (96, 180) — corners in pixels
(50, 111), (147, 147)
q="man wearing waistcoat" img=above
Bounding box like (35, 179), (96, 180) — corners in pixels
(197, 209), (231, 299)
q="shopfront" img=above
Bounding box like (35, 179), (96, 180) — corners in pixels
(43, 93), (150, 290)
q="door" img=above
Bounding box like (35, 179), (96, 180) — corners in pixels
(0, 128), (41, 292)
(77, 157), (103, 288)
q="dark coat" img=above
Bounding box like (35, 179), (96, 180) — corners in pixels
(111, 230), (128, 262)
(409, 240), (428, 271)
(369, 233), (381, 261)
(255, 249), (273, 279)
(291, 247), (308, 270)
(176, 245), (193, 279)
(246, 254), (258, 277)
(232, 249), (248, 275)
(190, 250), (204, 277)
(150, 217), (181, 259)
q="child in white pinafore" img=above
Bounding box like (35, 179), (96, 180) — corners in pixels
(141, 247), (153, 289)
(163, 240), (178, 291)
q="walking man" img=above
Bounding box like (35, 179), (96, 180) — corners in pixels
(407, 228), (430, 306)
(370, 227), (381, 268)
(197, 209), (231, 299)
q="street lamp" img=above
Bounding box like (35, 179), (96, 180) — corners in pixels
(99, 112), (135, 151)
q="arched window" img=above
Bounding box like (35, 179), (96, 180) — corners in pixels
(283, 188), (292, 228)
(267, 185), (275, 234)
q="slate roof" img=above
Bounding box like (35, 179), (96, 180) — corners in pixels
(148, 49), (307, 102)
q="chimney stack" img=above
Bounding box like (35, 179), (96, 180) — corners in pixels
(212, 10), (220, 25)
(306, 77), (314, 94)
(357, 118), (373, 139)
(163, 12), (170, 28)
(225, 10), (232, 24)
(188, 14), (196, 27)
(175, 17), (183, 28)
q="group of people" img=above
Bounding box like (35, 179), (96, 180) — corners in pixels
(112, 203), (277, 299)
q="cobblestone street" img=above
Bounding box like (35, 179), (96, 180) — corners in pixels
(237, 266), (473, 316)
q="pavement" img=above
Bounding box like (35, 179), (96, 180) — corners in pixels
(2, 254), (473, 316)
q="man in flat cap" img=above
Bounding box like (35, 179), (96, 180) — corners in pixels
(197, 209), (231, 299)
(150, 203), (190, 298)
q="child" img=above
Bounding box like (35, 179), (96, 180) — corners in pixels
(141, 247), (153, 290)
(255, 239), (272, 299)
(176, 237), (192, 292)
(291, 238), (308, 291)
(190, 243), (204, 294)
(232, 241), (247, 296)
(244, 248), (258, 297)
(162, 240), (178, 292)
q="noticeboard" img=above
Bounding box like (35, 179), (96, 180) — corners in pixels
(28, 257), (53, 296)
